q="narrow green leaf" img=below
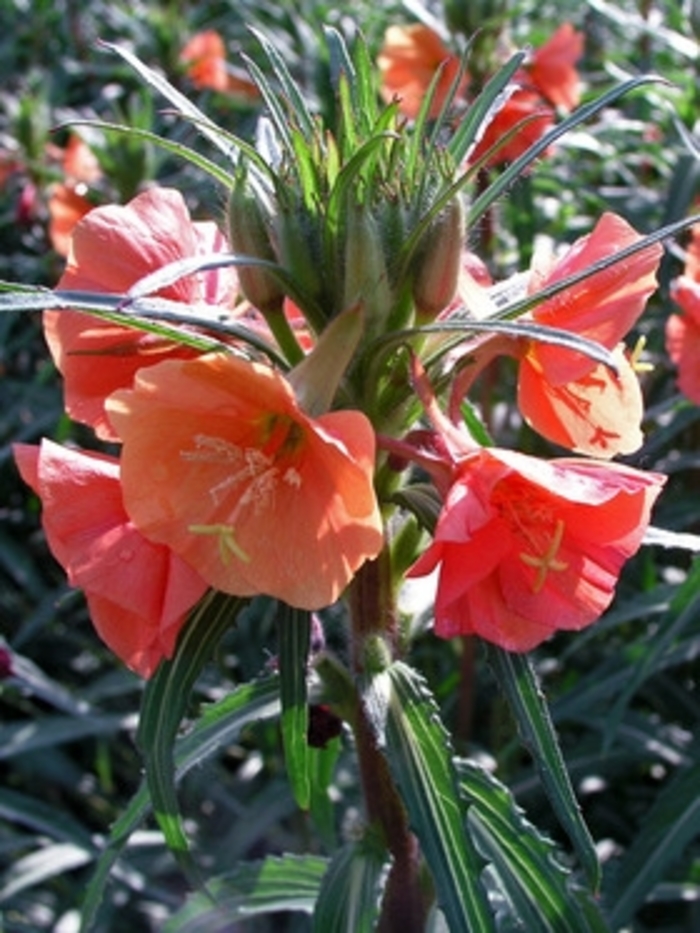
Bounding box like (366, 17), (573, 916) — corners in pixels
(0, 842), (94, 902)
(61, 118), (236, 189)
(486, 647), (601, 892)
(447, 51), (526, 165)
(80, 674), (280, 933)
(458, 760), (608, 932)
(250, 27), (315, 138)
(602, 562), (700, 749)
(312, 837), (387, 933)
(241, 53), (294, 155)
(278, 606), (311, 810)
(0, 787), (95, 848)
(308, 736), (342, 850)
(163, 854), (328, 931)
(467, 74), (667, 226)
(0, 713), (127, 760)
(367, 661), (495, 932)
(137, 593), (244, 869)
(608, 756), (700, 927)
(100, 41), (236, 161)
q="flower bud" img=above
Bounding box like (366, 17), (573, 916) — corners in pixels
(228, 168), (285, 315)
(341, 202), (393, 331)
(411, 194), (465, 323)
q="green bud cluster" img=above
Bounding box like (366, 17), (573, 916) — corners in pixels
(225, 29), (470, 411)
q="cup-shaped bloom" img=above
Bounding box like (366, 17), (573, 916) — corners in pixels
(408, 447), (665, 651)
(666, 275), (700, 404)
(14, 440), (207, 677)
(45, 187), (238, 440)
(106, 353), (384, 610)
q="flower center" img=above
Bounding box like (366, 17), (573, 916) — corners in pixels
(491, 481), (569, 593)
(180, 417), (306, 563)
(518, 517), (568, 593)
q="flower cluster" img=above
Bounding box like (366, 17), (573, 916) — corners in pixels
(15, 27), (667, 679)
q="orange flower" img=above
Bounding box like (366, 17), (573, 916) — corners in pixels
(377, 24), (466, 119)
(47, 182), (93, 257)
(180, 30), (259, 99)
(408, 447), (665, 651)
(528, 23), (583, 111)
(14, 440), (207, 677)
(666, 275), (700, 404)
(46, 187), (238, 440)
(517, 213), (662, 455)
(106, 353), (383, 610)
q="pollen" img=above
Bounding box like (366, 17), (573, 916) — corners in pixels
(519, 518), (568, 592)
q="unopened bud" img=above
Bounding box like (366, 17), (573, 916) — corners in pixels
(342, 202), (393, 328)
(228, 168), (285, 315)
(412, 194), (465, 323)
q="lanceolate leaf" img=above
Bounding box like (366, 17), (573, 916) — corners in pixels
(486, 646), (601, 892)
(137, 593), (244, 869)
(277, 606), (311, 810)
(467, 74), (667, 225)
(163, 854), (328, 932)
(312, 837), (387, 933)
(80, 674), (281, 933)
(607, 755), (700, 928)
(366, 661), (495, 932)
(458, 760), (609, 932)
(100, 41), (237, 162)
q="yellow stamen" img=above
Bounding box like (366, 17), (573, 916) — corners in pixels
(189, 523), (251, 564)
(520, 518), (568, 593)
(629, 335), (654, 373)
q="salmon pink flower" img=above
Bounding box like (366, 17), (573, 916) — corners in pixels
(106, 353), (383, 610)
(408, 447), (665, 651)
(666, 275), (700, 404)
(517, 212), (662, 455)
(47, 182), (93, 257)
(528, 23), (583, 111)
(14, 440), (208, 678)
(377, 24), (466, 119)
(45, 187), (238, 440)
(180, 30), (259, 99)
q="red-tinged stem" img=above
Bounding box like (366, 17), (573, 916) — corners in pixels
(348, 557), (429, 932)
